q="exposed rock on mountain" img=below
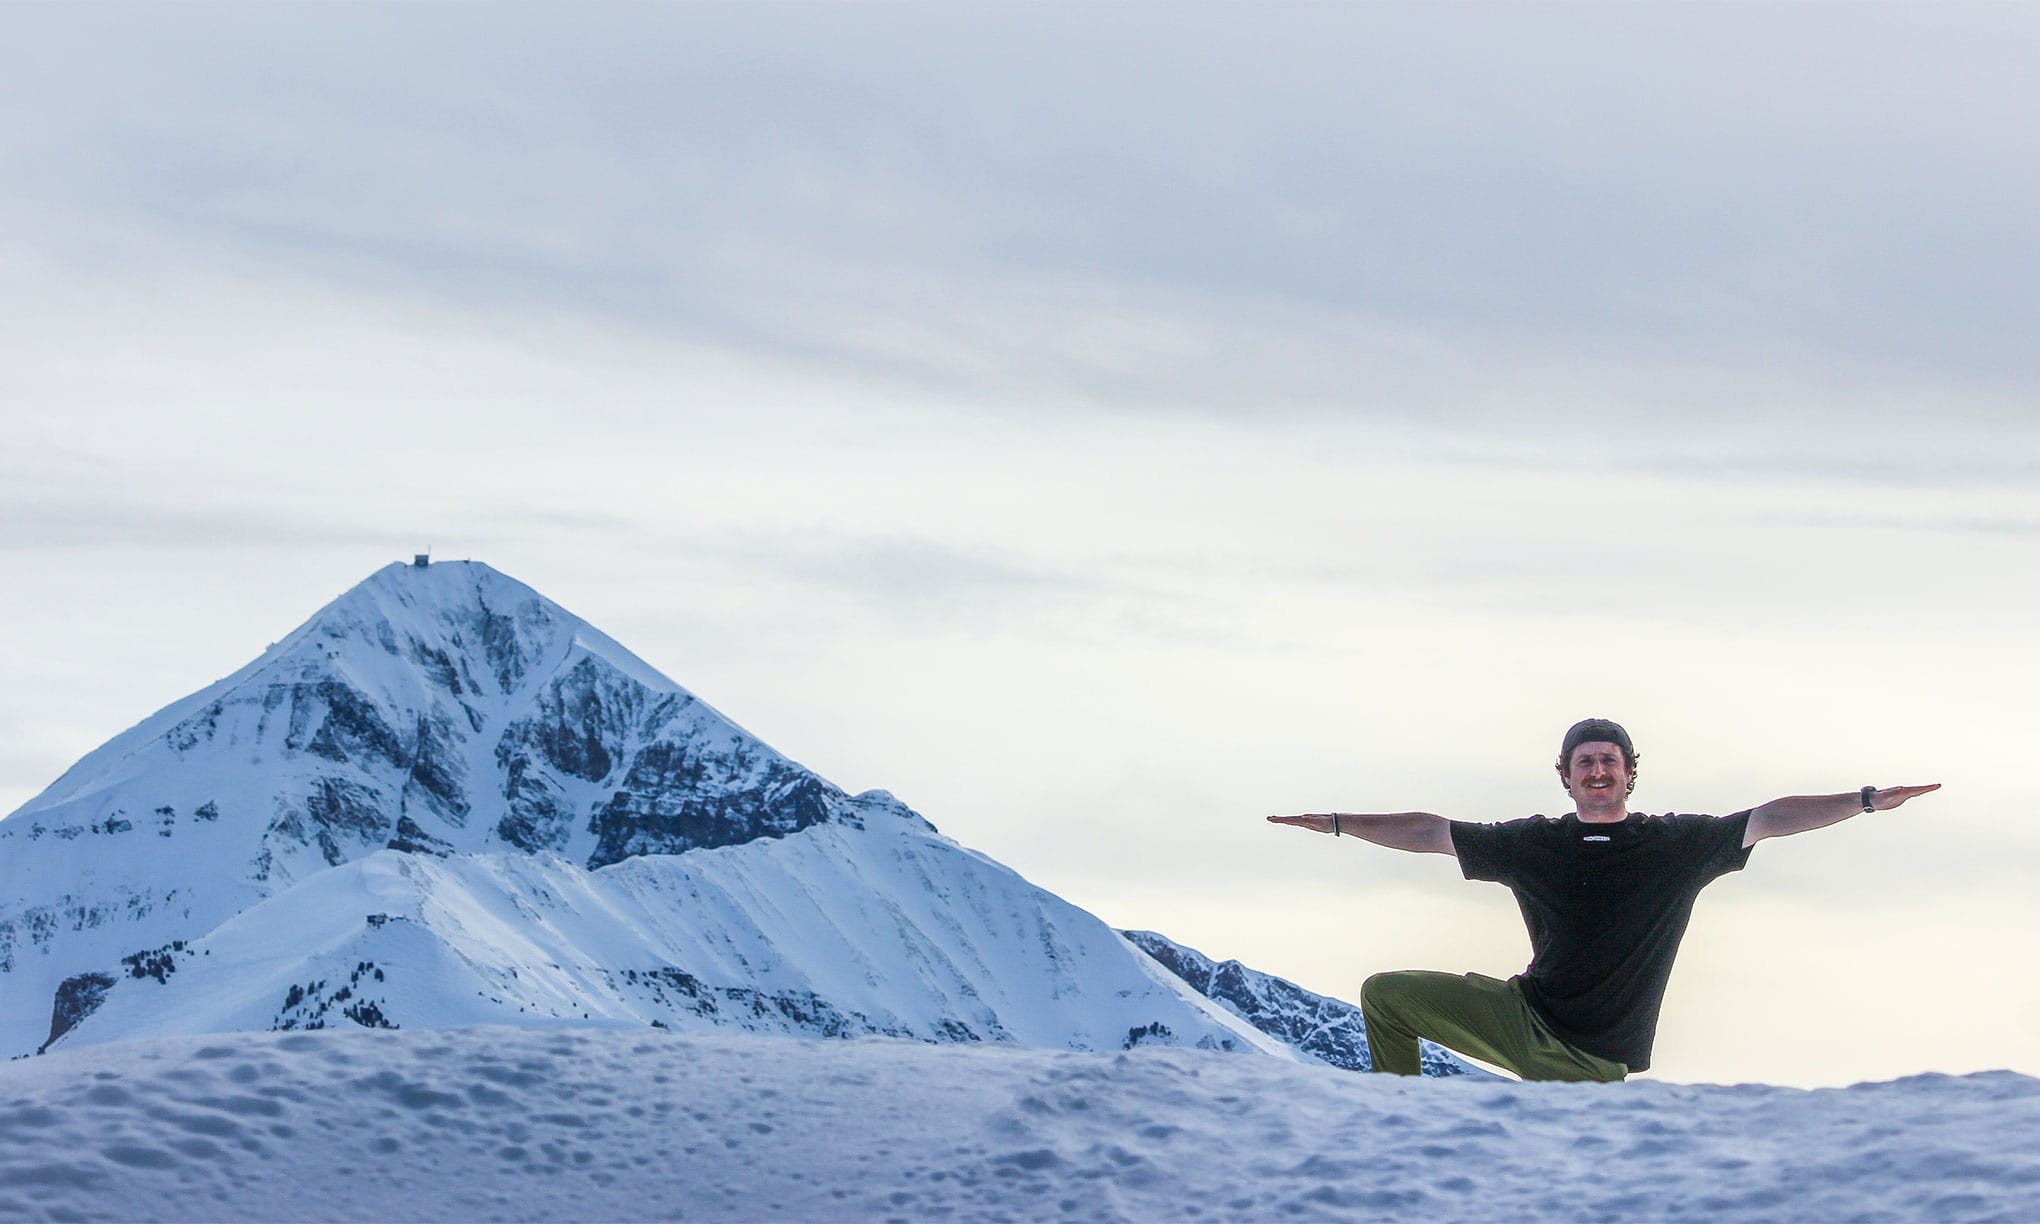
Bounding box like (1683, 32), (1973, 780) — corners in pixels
(0, 563), (1275, 1064)
(1123, 930), (1477, 1076)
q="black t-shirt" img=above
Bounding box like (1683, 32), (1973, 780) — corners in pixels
(1449, 810), (1754, 1072)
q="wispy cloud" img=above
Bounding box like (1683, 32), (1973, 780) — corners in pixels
(6, 3), (2038, 410)
(0, 499), (630, 552)
(1752, 510), (2040, 540)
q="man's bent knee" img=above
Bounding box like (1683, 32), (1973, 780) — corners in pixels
(1361, 969), (1442, 1014)
(1360, 971), (1430, 1076)
(1362, 970), (1408, 999)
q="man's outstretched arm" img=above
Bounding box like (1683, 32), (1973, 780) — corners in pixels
(1742, 783), (1941, 847)
(1266, 811), (1456, 856)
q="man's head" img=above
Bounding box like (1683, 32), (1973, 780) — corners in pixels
(1556, 717), (1639, 801)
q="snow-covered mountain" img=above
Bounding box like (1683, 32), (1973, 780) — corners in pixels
(0, 560), (1382, 1070)
(1124, 930), (1476, 1077)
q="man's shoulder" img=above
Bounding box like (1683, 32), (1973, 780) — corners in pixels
(1452, 813), (1563, 847)
(1455, 813), (1562, 833)
(1451, 814), (1562, 881)
(1641, 811), (1757, 854)
(1643, 811), (1746, 829)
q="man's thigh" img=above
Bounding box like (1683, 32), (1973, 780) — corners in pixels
(1364, 970), (1624, 1083)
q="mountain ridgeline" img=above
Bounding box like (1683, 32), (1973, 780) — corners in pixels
(0, 560), (1459, 1075)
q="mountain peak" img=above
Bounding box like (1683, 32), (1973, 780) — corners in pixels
(319, 559), (691, 706)
(0, 559), (875, 1045)
(0, 559), (1289, 1067)
(0, 561), (1437, 1082)
(13, 559), (689, 823)
(323, 559), (565, 642)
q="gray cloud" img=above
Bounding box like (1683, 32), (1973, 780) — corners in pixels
(6, 2), (2038, 407)
(0, 498), (629, 552)
(2, 2), (2035, 518)
(1753, 510), (2040, 540)
(631, 524), (1139, 630)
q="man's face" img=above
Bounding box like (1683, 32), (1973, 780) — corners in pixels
(1560, 741), (1632, 810)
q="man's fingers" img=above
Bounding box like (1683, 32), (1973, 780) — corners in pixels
(1878, 783), (1942, 810)
(1268, 814), (1326, 829)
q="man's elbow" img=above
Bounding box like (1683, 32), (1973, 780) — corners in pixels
(1418, 821), (1456, 856)
(1742, 811), (1785, 847)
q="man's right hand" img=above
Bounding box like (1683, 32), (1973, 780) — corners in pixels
(1267, 813), (1336, 833)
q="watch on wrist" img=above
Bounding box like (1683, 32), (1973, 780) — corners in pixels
(1860, 785), (1877, 813)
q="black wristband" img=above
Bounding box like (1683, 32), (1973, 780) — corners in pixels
(1332, 812), (1341, 837)
(1860, 785), (1877, 813)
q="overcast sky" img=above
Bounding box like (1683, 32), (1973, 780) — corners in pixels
(4, 2), (2037, 1088)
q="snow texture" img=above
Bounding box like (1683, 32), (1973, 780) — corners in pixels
(1, 1025), (2035, 1223)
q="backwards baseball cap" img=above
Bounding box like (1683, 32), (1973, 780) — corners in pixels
(1559, 717), (1635, 767)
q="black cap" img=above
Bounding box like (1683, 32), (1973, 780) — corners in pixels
(1559, 718), (1634, 767)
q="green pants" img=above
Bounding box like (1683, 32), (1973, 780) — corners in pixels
(1359, 970), (1628, 1083)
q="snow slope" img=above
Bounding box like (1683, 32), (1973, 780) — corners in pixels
(0, 560), (1304, 1069)
(2, 1025), (2034, 1223)
(65, 817), (1282, 1059)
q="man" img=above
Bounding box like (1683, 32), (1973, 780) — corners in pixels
(1268, 718), (1939, 1082)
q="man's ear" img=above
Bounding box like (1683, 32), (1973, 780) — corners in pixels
(1556, 764), (1571, 792)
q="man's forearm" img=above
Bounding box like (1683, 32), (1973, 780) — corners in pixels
(1745, 783), (1940, 846)
(1746, 793), (1866, 843)
(1323, 811), (1455, 855)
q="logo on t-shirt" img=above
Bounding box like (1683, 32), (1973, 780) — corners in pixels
(1582, 835), (1612, 842)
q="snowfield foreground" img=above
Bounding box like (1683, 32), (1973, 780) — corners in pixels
(2, 1027), (2036, 1223)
